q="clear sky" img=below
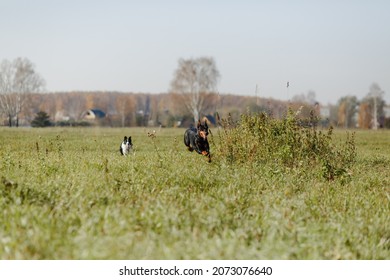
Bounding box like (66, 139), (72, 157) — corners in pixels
(1, 0), (389, 104)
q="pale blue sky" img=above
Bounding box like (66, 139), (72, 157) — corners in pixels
(1, 0), (389, 104)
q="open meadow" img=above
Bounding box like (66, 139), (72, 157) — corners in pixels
(0, 124), (389, 259)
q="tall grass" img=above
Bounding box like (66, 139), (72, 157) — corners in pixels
(0, 123), (389, 260)
(215, 109), (356, 181)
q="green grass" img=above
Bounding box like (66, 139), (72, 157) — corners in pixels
(0, 126), (389, 259)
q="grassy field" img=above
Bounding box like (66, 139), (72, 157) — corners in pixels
(0, 125), (389, 259)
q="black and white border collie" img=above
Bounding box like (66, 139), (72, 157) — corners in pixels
(119, 136), (133, 155)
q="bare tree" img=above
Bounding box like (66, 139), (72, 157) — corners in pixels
(0, 57), (45, 126)
(65, 92), (87, 121)
(170, 57), (220, 123)
(116, 93), (135, 127)
(292, 90), (317, 105)
(367, 83), (385, 129)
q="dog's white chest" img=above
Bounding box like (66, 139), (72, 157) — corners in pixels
(121, 142), (130, 155)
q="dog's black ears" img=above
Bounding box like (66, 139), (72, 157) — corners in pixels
(128, 136), (132, 142)
(123, 136), (127, 141)
(197, 119), (208, 129)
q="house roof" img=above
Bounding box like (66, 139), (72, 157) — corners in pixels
(90, 109), (106, 118)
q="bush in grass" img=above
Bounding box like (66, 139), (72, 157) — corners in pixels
(215, 108), (356, 180)
(31, 111), (52, 127)
(55, 120), (91, 127)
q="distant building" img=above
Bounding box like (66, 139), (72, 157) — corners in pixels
(54, 111), (71, 122)
(81, 109), (106, 120)
(319, 105), (330, 119)
(204, 114), (216, 126)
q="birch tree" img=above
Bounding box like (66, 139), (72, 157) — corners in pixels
(170, 57), (220, 123)
(367, 83), (385, 129)
(0, 57), (45, 126)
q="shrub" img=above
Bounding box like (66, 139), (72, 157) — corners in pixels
(215, 108), (356, 180)
(55, 120), (91, 127)
(31, 111), (52, 127)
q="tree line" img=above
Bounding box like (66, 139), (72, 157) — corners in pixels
(22, 91), (291, 128)
(1, 57), (388, 128)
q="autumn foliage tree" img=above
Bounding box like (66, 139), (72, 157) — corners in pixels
(358, 83), (385, 129)
(358, 102), (372, 129)
(337, 96), (358, 128)
(116, 93), (136, 127)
